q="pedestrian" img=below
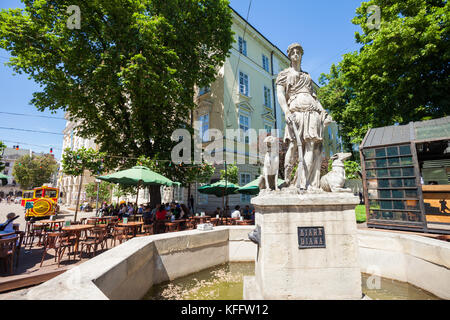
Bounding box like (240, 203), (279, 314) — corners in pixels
(189, 195), (194, 213)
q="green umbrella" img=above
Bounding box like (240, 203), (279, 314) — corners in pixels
(198, 180), (240, 215)
(97, 166), (178, 187)
(0, 173), (9, 186)
(97, 166), (179, 204)
(237, 176), (285, 195)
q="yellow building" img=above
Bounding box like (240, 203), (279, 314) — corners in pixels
(188, 8), (342, 213)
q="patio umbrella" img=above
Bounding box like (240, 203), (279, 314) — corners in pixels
(97, 166), (179, 204)
(198, 179), (240, 216)
(0, 173), (9, 186)
(237, 176), (285, 195)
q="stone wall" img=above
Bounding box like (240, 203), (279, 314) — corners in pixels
(4, 228), (449, 300)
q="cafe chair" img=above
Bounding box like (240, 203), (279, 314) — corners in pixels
(40, 232), (74, 268)
(14, 231), (25, 268)
(111, 226), (129, 247)
(136, 224), (154, 237)
(0, 236), (19, 275)
(164, 222), (178, 233)
(80, 228), (108, 258)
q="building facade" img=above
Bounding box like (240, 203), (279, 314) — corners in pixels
(186, 8), (342, 213)
(0, 147), (55, 198)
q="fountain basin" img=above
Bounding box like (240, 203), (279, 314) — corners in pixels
(3, 226), (449, 300)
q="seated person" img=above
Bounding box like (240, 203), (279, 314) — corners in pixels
(242, 205), (251, 219)
(156, 204), (168, 221)
(0, 212), (19, 238)
(171, 203), (181, 219)
(180, 204), (190, 219)
(231, 205), (241, 219)
(214, 207), (222, 217)
(143, 205), (153, 225)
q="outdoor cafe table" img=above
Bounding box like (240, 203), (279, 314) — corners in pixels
(118, 221), (143, 237)
(193, 216), (209, 224)
(89, 216), (112, 225)
(39, 219), (65, 231)
(62, 224), (94, 254)
(236, 219), (254, 226)
(172, 220), (187, 231)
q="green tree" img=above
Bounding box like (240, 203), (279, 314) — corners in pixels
(12, 154), (58, 190)
(61, 147), (106, 221)
(319, 0), (449, 147)
(85, 181), (112, 205)
(0, 141), (6, 172)
(220, 164), (238, 184)
(0, 0), (234, 205)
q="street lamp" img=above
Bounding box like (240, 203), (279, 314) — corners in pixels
(95, 178), (101, 216)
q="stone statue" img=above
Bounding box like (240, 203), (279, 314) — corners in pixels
(258, 135), (280, 191)
(276, 43), (332, 191)
(320, 152), (352, 192)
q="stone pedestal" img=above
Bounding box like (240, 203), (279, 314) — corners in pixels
(244, 190), (362, 300)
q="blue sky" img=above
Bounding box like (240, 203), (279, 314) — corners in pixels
(0, 0), (364, 161)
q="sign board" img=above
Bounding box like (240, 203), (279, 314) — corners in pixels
(298, 227), (326, 249)
(25, 201), (34, 209)
(123, 217), (128, 224)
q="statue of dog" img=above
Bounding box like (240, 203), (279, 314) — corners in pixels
(258, 136), (280, 191)
(320, 152), (352, 192)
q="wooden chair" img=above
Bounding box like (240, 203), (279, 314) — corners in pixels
(25, 222), (45, 249)
(111, 226), (129, 247)
(184, 218), (195, 230)
(40, 232), (74, 268)
(14, 231), (25, 268)
(136, 224), (154, 237)
(153, 220), (166, 234)
(164, 222), (178, 233)
(0, 236), (18, 275)
(80, 228), (108, 258)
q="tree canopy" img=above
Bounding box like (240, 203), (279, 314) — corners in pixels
(12, 154), (58, 190)
(318, 0), (449, 148)
(0, 0), (234, 172)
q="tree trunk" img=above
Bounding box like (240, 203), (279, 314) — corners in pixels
(74, 172), (84, 222)
(149, 184), (161, 209)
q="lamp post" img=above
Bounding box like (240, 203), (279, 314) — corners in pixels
(95, 178), (101, 216)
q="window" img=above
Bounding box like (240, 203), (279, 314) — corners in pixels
(198, 86), (210, 96)
(45, 190), (57, 198)
(238, 36), (247, 56)
(240, 173), (252, 202)
(239, 71), (249, 96)
(262, 54), (270, 72)
(239, 113), (250, 144)
(264, 86), (271, 108)
(198, 114), (209, 142)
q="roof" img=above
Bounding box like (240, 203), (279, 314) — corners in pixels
(361, 116), (450, 149)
